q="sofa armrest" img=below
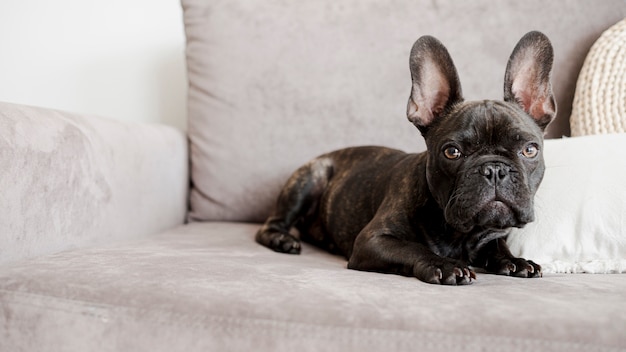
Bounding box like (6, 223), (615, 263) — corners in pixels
(0, 102), (188, 264)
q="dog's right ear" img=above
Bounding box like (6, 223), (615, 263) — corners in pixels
(407, 36), (463, 134)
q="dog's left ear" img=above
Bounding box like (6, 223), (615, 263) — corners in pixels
(504, 31), (556, 130)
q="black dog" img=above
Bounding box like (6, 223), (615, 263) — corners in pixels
(257, 31), (554, 285)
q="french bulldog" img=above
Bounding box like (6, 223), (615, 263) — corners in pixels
(256, 31), (555, 285)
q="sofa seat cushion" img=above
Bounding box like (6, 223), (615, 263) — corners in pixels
(1, 222), (625, 351)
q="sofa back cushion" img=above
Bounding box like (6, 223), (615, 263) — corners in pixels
(182, 0), (626, 222)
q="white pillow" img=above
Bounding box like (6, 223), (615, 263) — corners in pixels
(507, 133), (626, 273)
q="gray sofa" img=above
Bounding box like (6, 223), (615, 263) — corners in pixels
(2, 1), (626, 351)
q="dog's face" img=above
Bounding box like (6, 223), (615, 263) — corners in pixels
(425, 100), (547, 232)
(406, 32), (556, 233)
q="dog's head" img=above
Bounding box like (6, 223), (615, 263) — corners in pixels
(406, 32), (556, 233)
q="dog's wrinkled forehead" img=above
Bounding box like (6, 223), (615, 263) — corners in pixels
(430, 100), (544, 146)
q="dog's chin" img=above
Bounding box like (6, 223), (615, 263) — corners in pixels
(447, 200), (533, 233)
(474, 201), (520, 228)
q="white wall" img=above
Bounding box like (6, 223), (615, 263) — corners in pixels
(0, 0), (187, 130)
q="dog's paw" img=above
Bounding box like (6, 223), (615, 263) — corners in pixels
(416, 259), (476, 285)
(256, 230), (302, 254)
(491, 257), (542, 278)
(270, 233), (301, 254)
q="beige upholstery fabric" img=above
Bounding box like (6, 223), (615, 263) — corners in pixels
(571, 19), (626, 136)
(0, 102), (188, 263)
(183, 0), (626, 223)
(2, 222), (626, 352)
(2, 2), (626, 351)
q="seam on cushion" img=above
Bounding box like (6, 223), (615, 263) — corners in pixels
(1, 289), (622, 352)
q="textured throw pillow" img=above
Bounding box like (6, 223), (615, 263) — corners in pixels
(507, 133), (626, 273)
(182, 0), (626, 223)
(570, 19), (626, 136)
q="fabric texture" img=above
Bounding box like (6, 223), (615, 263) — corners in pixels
(183, 0), (626, 223)
(1, 222), (625, 352)
(508, 134), (626, 274)
(0, 102), (189, 264)
(571, 19), (626, 136)
(3, 2), (626, 351)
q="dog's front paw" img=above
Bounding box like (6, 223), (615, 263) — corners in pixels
(416, 259), (476, 286)
(490, 258), (542, 278)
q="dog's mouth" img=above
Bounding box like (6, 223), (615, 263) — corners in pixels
(473, 199), (522, 229)
(446, 195), (534, 233)
(439, 158), (539, 233)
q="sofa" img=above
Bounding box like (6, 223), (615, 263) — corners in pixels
(2, 1), (626, 351)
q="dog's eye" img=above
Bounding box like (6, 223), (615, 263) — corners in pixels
(521, 143), (539, 158)
(443, 146), (462, 160)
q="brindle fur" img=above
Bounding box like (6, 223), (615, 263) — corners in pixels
(257, 32), (555, 285)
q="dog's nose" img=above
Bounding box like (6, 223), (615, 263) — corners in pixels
(480, 162), (509, 184)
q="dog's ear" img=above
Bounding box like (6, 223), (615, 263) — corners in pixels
(407, 36), (463, 134)
(504, 31), (556, 130)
